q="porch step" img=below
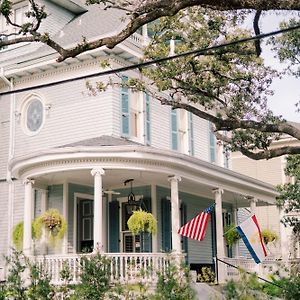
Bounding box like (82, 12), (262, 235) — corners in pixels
(192, 283), (224, 300)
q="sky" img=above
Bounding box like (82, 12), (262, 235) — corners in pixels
(258, 12), (299, 122)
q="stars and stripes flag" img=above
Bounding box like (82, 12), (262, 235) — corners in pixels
(178, 204), (215, 241)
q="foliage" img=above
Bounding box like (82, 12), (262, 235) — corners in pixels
(33, 209), (67, 247)
(276, 154), (300, 234)
(261, 229), (278, 245)
(26, 262), (53, 300)
(224, 271), (272, 300)
(197, 267), (215, 283)
(224, 224), (240, 246)
(12, 209), (67, 250)
(127, 209), (157, 235)
(73, 252), (111, 300)
(151, 261), (195, 300)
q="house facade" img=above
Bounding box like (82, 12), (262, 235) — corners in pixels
(0, 0), (278, 283)
(232, 133), (300, 259)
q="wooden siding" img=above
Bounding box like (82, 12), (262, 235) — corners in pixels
(0, 96), (10, 179)
(0, 182), (8, 258)
(13, 75), (115, 157)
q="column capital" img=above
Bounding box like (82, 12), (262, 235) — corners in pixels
(168, 175), (181, 183)
(246, 196), (258, 203)
(23, 178), (35, 185)
(91, 167), (105, 177)
(212, 188), (223, 195)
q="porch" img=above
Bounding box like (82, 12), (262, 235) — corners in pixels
(8, 136), (278, 283)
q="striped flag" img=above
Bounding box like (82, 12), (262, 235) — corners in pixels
(237, 215), (267, 264)
(178, 204), (215, 241)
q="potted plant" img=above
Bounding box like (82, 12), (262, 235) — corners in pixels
(127, 209), (157, 252)
(261, 228), (278, 245)
(13, 209), (67, 250)
(224, 224), (240, 246)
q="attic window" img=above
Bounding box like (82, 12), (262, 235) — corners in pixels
(22, 96), (44, 135)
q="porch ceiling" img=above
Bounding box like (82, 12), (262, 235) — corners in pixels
(34, 167), (270, 208)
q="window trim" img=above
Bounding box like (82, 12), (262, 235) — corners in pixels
(21, 93), (45, 136)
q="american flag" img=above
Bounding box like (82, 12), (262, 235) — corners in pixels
(178, 204), (215, 241)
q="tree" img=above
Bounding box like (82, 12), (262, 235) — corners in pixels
(0, 0), (300, 62)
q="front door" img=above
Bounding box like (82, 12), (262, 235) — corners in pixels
(121, 202), (141, 252)
(78, 199), (94, 252)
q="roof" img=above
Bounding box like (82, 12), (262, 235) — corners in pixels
(60, 135), (143, 147)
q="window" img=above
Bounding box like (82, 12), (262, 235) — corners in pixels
(120, 76), (147, 143)
(171, 109), (178, 150)
(209, 123), (216, 163)
(144, 93), (151, 145)
(22, 95), (44, 135)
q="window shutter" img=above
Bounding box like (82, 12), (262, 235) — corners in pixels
(180, 202), (188, 261)
(188, 112), (194, 156)
(209, 123), (216, 162)
(171, 109), (178, 150)
(141, 197), (152, 252)
(144, 93), (151, 145)
(161, 198), (171, 251)
(121, 76), (130, 136)
(109, 201), (120, 252)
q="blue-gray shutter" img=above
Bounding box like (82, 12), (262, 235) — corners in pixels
(180, 202), (188, 261)
(188, 112), (194, 156)
(209, 123), (216, 163)
(121, 76), (130, 136)
(145, 93), (151, 145)
(109, 201), (120, 252)
(171, 110), (178, 150)
(161, 198), (171, 252)
(141, 197), (152, 252)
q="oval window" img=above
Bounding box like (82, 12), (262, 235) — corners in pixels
(26, 98), (44, 133)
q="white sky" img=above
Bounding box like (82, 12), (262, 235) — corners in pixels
(259, 12), (299, 122)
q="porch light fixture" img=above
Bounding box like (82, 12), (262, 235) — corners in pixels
(124, 179), (141, 212)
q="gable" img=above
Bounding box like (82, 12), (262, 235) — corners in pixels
(48, 0), (87, 14)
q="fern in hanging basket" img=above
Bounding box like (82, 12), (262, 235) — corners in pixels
(127, 209), (157, 235)
(12, 221), (38, 250)
(224, 224), (240, 246)
(261, 228), (278, 245)
(33, 208), (67, 246)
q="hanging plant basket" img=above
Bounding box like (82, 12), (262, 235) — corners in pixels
(224, 224), (240, 246)
(261, 228), (278, 245)
(127, 209), (157, 235)
(12, 221), (38, 250)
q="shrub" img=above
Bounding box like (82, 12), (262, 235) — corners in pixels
(224, 224), (240, 246)
(197, 267), (215, 283)
(261, 229), (278, 245)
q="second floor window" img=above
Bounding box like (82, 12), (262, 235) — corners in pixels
(209, 123), (216, 163)
(171, 109), (178, 150)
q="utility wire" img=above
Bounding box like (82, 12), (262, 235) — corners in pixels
(1, 24), (300, 97)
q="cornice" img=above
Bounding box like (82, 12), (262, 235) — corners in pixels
(9, 145), (278, 199)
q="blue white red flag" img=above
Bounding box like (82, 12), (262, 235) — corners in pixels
(237, 215), (267, 264)
(178, 204), (214, 241)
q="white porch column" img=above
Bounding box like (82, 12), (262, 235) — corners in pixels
(249, 197), (257, 215)
(23, 179), (34, 256)
(91, 168), (105, 252)
(168, 175), (181, 253)
(213, 188), (225, 283)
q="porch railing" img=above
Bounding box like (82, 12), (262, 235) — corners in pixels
(34, 253), (178, 285)
(222, 257), (300, 281)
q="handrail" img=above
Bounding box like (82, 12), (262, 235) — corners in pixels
(216, 257), (283, 288)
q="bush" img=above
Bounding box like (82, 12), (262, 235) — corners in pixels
(197, 267), (215, 283)
(73, 252), (111, 300)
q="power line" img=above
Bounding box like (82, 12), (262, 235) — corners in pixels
(1, 24), (300, 97)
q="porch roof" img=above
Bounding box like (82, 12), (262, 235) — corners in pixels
(9, 135), (278, 206)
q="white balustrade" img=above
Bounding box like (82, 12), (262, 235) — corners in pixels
(34, 253), (180, 286)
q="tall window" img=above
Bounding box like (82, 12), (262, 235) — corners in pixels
(120, 76), (144, 142)
(171, 109), (178, 150)
(144, 93), (151, 145)
(209, 123), (216, 163)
